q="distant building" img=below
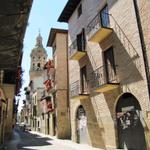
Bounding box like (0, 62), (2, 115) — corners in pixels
(47, 28), (71, 139)
(40, 59), (55, 135)
(28, 33), (48, 132)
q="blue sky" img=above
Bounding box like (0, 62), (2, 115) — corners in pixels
(18, 0), (68, 111)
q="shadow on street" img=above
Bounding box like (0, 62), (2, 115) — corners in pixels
(4, 126), (53, 150)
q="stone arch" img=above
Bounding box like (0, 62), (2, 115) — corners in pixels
(115, 92), (141, 112)
(115, 92), (147, 150)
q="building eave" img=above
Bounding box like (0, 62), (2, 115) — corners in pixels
(47, 28), (68, 47)
(58, 0), (81, 23)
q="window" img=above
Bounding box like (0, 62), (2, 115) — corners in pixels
(80, 66), (88, 94)
(104, 47), (116, 83)
(78, 4), (82, 18)
(77, 29), (86, 51)
(100, 5), (110, 27)
(33, 63), (35, 70)
(37, 63), (41, 70)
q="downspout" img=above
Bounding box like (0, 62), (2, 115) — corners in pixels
(133, 0), (150, 97)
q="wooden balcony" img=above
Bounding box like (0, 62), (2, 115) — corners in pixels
(69, 40), (86, 61)
(89, 65), (119, 93)
(86, 12), (113, 43)
(70, 80), (89, 100)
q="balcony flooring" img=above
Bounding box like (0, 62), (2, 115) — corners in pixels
(70, 51), (86, 60)
(94, 83), (119, 93)
(89, 28), (113, 43)
(71, 94), (89, 100)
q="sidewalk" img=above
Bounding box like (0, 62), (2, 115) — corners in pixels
(30, 131), (103, 150)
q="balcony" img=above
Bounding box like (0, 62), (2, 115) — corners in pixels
(70, 80), (89, 100)
(86, 12), (113, 43)
(69, 39), (86, 61)
(89, 65), (119, 93)
(44, 79), (52, 92)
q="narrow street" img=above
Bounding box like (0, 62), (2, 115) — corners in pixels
(3, 126), (102, 150)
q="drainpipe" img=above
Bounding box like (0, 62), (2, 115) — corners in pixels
(133, 0), (150, 98)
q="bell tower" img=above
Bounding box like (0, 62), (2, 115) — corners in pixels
(29, 33), (48, 89)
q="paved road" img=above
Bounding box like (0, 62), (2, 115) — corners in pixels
(4, 127), (102, 150)
(4, 128), (75, 150)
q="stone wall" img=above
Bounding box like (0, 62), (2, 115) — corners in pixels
(54, 32), (71, 139)
(68, 0), (150, 149)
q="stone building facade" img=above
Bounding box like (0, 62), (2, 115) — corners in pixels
(0, 0), (33, 146)
(47, 28), (71, 139)
(58, 0), (150, 149)
(135, 0), (150, 92)
(40, 59), (55, 135)
(29, 33), (48, 132)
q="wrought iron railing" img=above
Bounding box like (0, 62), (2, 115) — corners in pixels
(68, 39), (77, 58)
(70, 80), (80, 97)
(70, 80), (89, 97)
(89, 65), (117, 89)
(86, 12), (110, 39)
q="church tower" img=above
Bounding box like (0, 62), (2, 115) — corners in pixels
(29, 33), (48, 90)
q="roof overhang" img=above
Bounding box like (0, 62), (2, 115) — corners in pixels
(47, 28), (68, 47)
(58, 0), (81, 23)
(0, 0), (33, 71)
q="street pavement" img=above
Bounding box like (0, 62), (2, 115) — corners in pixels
(3, 126), (103, 150)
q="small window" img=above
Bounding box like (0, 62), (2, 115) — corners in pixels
(33, 57), (35, 60)
(38, 57), (41, 59)
(78, 4), (82, 18)
(37, 63), (41, 70)
(33, 63), (35, 69)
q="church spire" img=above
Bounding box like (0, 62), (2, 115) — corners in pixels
(35, 31), (43, 47)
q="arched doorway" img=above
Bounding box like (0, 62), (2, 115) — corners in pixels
(76, 105), (89, 144)
(116, 93), (147, 150)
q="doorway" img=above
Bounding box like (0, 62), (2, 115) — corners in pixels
(76, 106), (89, 144)
(80, 66), (88, 94)
(104, 47), (116, 83)
(116, 93), (147, 150)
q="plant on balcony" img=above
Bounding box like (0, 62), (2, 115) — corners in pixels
(15, 66), (24, 96)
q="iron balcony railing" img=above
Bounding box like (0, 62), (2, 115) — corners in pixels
(86, 12), (110, 39)
(89, 65), (118, 89)
(69, 39), (77, 58)
(68, 38), (86, 58)
(70, 80), (89, 98)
